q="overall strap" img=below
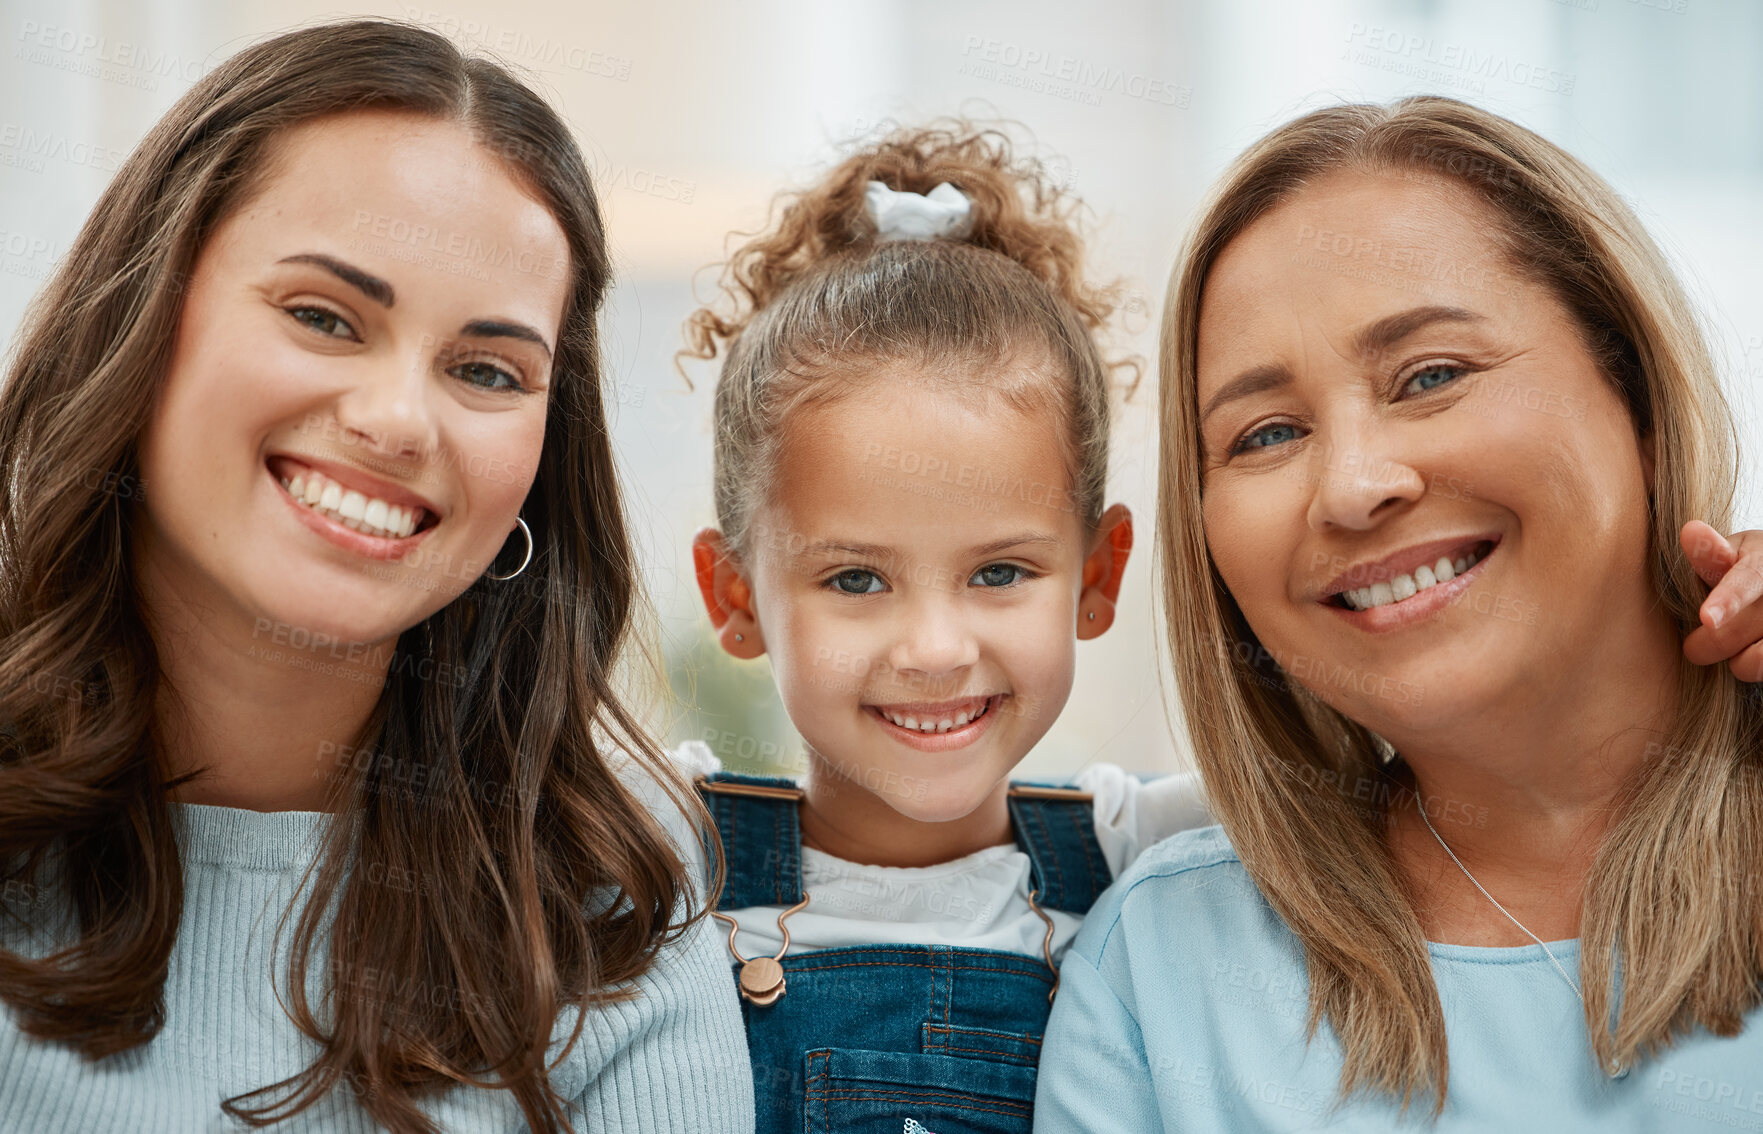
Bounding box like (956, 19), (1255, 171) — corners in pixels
(1007, 781), (1111, 915)
(694, 772), (806, 910)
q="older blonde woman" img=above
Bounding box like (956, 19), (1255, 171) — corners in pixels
(1034, 96), (1763, 1132)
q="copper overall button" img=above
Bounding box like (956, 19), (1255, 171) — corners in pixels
(738, 957), (786, 1005)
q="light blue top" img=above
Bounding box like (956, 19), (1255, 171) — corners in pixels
(1033, 825), (1763, 1133)
(0, 801), (754, 1133)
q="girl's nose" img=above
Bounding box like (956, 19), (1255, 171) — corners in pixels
(886, 590), (981, 679)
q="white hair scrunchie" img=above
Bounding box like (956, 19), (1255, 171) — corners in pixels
(863, 180), (974, 242)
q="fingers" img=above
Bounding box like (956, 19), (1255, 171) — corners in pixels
(1684, 603), (1763, 667)
(1681, 520), (1738, 591)
(1681, 526), (1763, 680)
(1729, 639), (1763, 685)
(1701, 531), (1763, 630)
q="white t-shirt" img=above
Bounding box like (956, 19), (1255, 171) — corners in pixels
(674, 741), (1211, 964)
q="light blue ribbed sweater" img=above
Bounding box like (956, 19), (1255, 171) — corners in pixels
(0, 802), (755, 1133)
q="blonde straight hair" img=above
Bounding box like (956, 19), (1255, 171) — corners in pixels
(1158, 95), (1763, 1114)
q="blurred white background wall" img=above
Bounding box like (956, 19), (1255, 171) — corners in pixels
(3, 0), (1758, 778)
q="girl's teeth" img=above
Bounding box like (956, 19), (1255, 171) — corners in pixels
(280, 465), (422, 539)
(1343, 547), (1486, 611)
(882, 702), (990, 732)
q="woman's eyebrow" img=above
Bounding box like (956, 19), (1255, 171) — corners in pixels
(1201, 363), (1289, 426)
(278, 253), (394, 307)
(461, 319), (553, 359)
(1351, 304), (1485, 359)
(1200, 306), (1488, 426)
(279, 255), (552, 358)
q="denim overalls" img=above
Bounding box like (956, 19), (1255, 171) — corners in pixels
(696, 772), (1112, 1134)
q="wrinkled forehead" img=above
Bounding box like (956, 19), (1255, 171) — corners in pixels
(1196, 169), (1527, 391)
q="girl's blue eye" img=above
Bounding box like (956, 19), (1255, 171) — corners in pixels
(829, 569), (884, 595)
(452, 360), (523, 392)
(1405, 363), (1465, 395)
(1232, 422), (1300, 454)
(971, 563), (1027, 588)
(289, 305), (355, 339)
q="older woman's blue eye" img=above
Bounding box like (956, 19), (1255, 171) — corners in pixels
(831, 569), (884, 595)
(1236, 423), (1300, 453)
(971, 563), (1026, 588)
(1405, 364), (1464, 394)
(454, 361), (521, 391)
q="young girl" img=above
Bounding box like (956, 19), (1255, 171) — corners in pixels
(679, 125), (1211, 1134)
(0, 20), (748, 1133)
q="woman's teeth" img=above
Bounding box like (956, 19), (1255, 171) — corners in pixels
(881, 701), (989, 734)
(1341, 546), (1488, 611)
(279, 468), (422, 539)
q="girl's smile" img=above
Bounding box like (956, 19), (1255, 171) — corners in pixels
(753, 378), (1080, 821)
(695, 369), (1133, 859)
(686, 126), (1135, 872)
(863, 693), (1008, 751)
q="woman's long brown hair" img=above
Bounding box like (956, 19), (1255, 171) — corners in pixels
(0, 19), (704, 1132)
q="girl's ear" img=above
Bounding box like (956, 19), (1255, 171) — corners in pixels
(1077, 504), (1133, 640)
(692, 528), (767, 658)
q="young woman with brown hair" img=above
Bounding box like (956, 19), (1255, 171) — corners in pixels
(0, 19), (750, 1133)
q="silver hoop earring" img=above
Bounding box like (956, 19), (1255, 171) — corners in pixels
(486, 516), (534, 581)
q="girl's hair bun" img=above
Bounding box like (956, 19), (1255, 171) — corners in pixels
(686, 120), (1114, 363)
(686, 119), (1130, 557)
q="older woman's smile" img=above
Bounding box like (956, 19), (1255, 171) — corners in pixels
(1321, 535), (1500, 628)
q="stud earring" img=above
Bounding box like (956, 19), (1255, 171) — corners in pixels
(735, 633), (744, 642)
(1087, 611), (1095, 621)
